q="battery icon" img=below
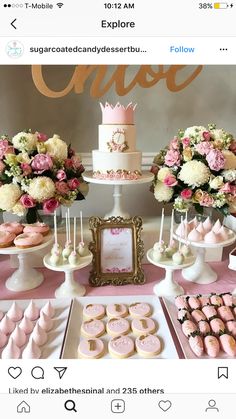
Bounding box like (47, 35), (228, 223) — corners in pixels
(214, 2), (228, 8)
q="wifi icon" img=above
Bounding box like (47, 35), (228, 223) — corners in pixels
(57, 2), (64, 8)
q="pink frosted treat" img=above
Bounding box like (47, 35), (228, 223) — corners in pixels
(204, 231), (219, 244)
(199, 320), (211, 335)
(7, 302), (23, 322)
(41, 301), (55, 318)
(191, 309), (206, 323)
(210, 318), (226, 334)
(19, 315), (34, 334)
(22, 338), (41, 359)
(106, 304), (128, 318)
(226, 320), (236, 338)
(0, 310), (4, 321)
(129, 302), (152, 318)
(78, 338), (105, 359)
(198, 296), (210, 307)
(0, 222), (23, 235)
(31, 323), (48, 346)
(1, 337), (20, 359)
(202, 305), (217, 320)
(107, 318), (130, 337)
(38, 312), (53, 332)
(182, 320), (198, 337)
(24, 301), (40, 321)
(131, 317), (156, 336)
(108, 335), (135, 358)
(135, 334), (162, 357)
(175, 296), (189, 310)
(23, 222), (50, 236)
(11, 325), (27, 347)
(0, 231), (16, 248)
(219, 334), (236, 356)
(218, 306), (234, 322)
(0, 315), (15, 335)
(188, 228), (203, 242)
(83, 304), (105, 320)
(210, 295), (223, 307)
(187, 297), (201, 310)
(189, 334), (204, 357)
(222, 293), (233, 307)
(204, 335), (220, 358)
(14, 232), (43, 248)
(178, 309), (191, 322)
(0, 331), (8, 348)
(81, 319), (105, 338)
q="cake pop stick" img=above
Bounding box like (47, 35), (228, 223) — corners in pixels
(159, 208), (164, 245)
(54, 210), (58, 246)
(169, 208), (174, 246)
(80, 210), (84, 244)
(68, 208), (71, 242)
(73, 217), (76, 252)
(65, 210), (69, 244)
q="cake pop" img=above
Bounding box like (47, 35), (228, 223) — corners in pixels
(62, 209), (73, 260)
(181, 212), (192, 257)
(152, 208), (166, 261)
(1, 337), (20, 359)
(22, 337), (41, 359)
(172, 230), (185, 265)
(50, 211), (62, 264)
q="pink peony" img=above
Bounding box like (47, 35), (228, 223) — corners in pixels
(203, 131), (211, 141)
(220, 182), (232, 194)
(55, 181), (70, 195)
(206, 149), (225, 171)
(0, 161), (5, 173)
(0, 139), (10, 159)
(229, 140), (236, 154)
(21, 163), (32, 176)
(43, 198), (59, 214)
(195, 141), (213, 156)
(20, 194), (36, 208)
(182, 137), (191, 148)
(31, 154), (53, 174)
(163, 174), (178, 187)
(56, 169), (67, 181)
(68, 178), (80, 190)
(150, 165), (159, 175)
(169, 137), (179, 150)
(37, 132), (48, 142)
(200, 192), (214, 207)
(165, 150), (181, 167)
(181, 189), (193, 200)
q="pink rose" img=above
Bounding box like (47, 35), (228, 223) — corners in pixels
(20, 194), (36, 208)
(220, 182), (232, 194)
(68, 178), (80, 190)
(203, 131), (211, 141)
(31, 154), (53, 174)
(0, 139), (10, 159)
(43, 198), (59, 214)
(150, 165), (159, 175)
(165, 150), (181, 167)
(200, 192), (214, 207)
(21, 163), (32, 176)
(182, 137), (191, 148)
(196, 142), (213, 156)
(72, 156), (84, 171)
(206, 149), (225, 171)
(229, 140), (236, 154)
(169, 137), (179, 150)
(55, 181), (70, 195)
(68, 147), (76, 157)
(64, 158), (73, 169)
(56, 169), (67, 181)
(163, 174), (178, 187)
(37, 132), (48, 142)
(181, 189), (193, 200)
(0, 161), (5, 174)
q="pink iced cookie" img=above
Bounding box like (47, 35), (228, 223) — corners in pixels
(83, 304), (105, 320)
(219, 334), (236, 356)
(108, 336), (135, 358)
(191, 309), (206, 323)
(204, 335), (220, 358)
(78, 338), (105, 359)
(218, 306), (234, 322)
(107, 318), (130, 337)
(135, 334), (162, 357)
(129, 302), (152, 318)
(202, 305), (217, 320)
(131, 317), (156, 336)
(81, 319), (105, 338)
(175, 296), (189, 310)
(106, 304), (128, 318)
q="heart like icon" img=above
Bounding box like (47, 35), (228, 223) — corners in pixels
(158, 400), (172, 412)
(8, 366), (22, 379)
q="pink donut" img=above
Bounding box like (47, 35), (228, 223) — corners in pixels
(14, 232), (43, 248)
(0, 222), (23, 235)
(23, 222), (50, 236)
(0, 231), (16, 248)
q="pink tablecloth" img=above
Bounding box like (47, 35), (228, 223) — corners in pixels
(0, 256), (235, 301)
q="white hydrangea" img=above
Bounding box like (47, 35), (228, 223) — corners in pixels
(154, 181), (173, 202)
(209, 176), (224, 190)
(222, 169), (236, 182)
(183, 126), (207, 142)
(45, 134), (68, 160)
(222, 150), (236, 170)
(210, 128), (225, 140)
(12, 132), (37, 152)
(12, 201), (26, 216)
(28, 176), (55, 202)
(0, 184), (21, 211)
(178, 161), (210, 187)
(157, 167), (172, 182)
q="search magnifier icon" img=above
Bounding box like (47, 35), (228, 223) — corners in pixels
(64, 400), (77, 412)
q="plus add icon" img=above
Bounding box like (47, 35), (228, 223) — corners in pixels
(111, 399), (125, 413)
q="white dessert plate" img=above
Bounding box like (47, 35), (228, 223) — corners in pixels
(0, 298), (72, 359)
(162, 296), (236, 359)
(62, 295), (179, 359)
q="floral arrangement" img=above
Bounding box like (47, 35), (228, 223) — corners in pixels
(151, 124), (236, 215)
(0, 130), (88, 222)
(107, 139), (128, 152)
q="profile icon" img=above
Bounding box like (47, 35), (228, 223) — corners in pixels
(205, 399), (219, 412)
(6, 40), (24, 58)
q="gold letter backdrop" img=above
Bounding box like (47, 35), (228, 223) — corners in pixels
(31, 65), (203, 98)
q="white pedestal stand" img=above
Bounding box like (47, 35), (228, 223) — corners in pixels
(146, 249), (195, 297)
(43, 252), (92, 298)
(0, 235), (53, 292)
(83, 171), (154, 218)
(174, 231), (236, 285)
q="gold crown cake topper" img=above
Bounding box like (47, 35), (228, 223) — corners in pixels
(100, 102), (137, 124)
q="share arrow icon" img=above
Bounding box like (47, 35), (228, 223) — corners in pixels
(54, 367), (67, 379)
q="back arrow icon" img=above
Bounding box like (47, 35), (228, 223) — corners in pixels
(11, 19), (17, 29)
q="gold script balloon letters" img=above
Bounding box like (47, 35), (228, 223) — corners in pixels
(31, 65), (203, 98)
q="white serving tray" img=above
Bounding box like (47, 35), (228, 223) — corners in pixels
(62, 295), (179, 359)
(0, 298), (72, 359)
(163, 296), (236, 359)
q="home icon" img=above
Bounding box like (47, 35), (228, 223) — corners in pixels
(17, 401), (30, 413)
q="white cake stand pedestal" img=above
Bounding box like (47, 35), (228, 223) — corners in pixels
(174, 231), (236, 285)
(0, 235), (53, 292)
(83, 171), (154, 218)
(146, 249), (195, 296)
(43, 252), (92, 298)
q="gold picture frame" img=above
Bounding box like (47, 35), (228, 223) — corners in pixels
(89, 216), (145, 286)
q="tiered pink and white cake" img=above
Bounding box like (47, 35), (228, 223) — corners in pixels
(92, 102), (142, 180)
